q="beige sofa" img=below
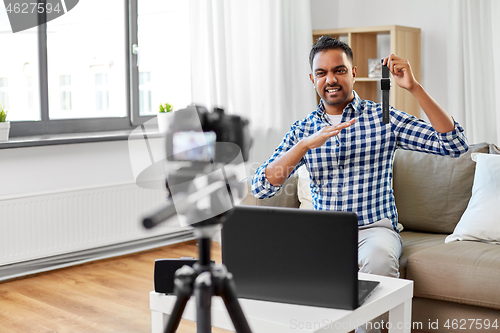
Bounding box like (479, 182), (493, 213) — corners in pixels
(241, 142), (500, 333)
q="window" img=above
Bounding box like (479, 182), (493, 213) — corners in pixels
(59, 75), (72, 112)
(0, 0), (192, 137)
(137, 0), (191, 116)
(139, 72), (152, 115)
(0, 12), (41, 122)
(0, 78), (8, 109)
(95, 73), (110, 112)
(46, 0), (126, 121)
(26, 75), (35, 112)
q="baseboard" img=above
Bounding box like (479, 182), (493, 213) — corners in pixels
(0, 229), (195, 282)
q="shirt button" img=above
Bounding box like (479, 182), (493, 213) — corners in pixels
(336, 142), (340, 146)
(339, 166), (343, 170)
(337, 191), (342, 195)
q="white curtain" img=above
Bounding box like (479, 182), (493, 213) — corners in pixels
(189, 0), (317, 166)
(447, 0), (500, 145)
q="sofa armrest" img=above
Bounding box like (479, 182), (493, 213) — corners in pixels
(240, 173), (300, 208)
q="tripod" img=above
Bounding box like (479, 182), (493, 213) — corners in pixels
(163, 223), (253, 333)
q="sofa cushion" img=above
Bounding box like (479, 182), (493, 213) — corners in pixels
(393, 142), (489, 234)
(406, 241), (500, 310)
(398, 231), (447, 279)
(412, 298), (500, 331)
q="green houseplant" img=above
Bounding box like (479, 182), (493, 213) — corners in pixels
(159, 103), (174, 113)
(0, 104), (10, 142)
(157, 102), (174, 133)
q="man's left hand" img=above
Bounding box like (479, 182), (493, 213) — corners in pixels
(382, 54), (418, 92)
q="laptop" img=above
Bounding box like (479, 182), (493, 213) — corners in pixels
(221, 206), (379, 310)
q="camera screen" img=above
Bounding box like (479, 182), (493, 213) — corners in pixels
(172, 131), (216, 161)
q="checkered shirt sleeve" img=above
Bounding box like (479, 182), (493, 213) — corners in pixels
(251, 119), (307, 198)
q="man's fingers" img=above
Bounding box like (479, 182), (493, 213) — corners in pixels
(324, 118), (356, 136)
(306, 118), (356, 149)
(383, 54), (408, 76)
(336, 118), (356, 129)
(321, 127), (340, 138)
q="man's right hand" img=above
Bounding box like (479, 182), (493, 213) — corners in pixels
(301, 118), (356, 150)
(264, 118), (356, 186)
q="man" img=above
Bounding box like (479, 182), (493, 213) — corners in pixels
(251, 36), (468, 331)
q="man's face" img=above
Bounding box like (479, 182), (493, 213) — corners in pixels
(309, 49), (357, 115)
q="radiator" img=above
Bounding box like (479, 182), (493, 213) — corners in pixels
(0, 183), (190, 268)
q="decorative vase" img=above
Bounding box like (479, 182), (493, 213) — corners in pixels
(0, 122), (10, 142)
(157, 112), (173, 133)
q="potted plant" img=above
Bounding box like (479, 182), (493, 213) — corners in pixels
(157, 102), (174, 133)
(0, 104), (9, 142)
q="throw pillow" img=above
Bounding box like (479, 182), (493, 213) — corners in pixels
(490, 143), (500, 155)
(445, 154), (500, 244)
(297, 165), (313, 209)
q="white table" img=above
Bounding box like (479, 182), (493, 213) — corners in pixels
(150, 273), (413, 333)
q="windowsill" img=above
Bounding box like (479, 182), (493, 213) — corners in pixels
(0, 129), (163, 150)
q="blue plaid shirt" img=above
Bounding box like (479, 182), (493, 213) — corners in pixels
(252, 91), (469, 231)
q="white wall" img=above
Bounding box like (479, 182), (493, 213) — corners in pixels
(310, 0), (451, 116)
(309, 0), (339, 30)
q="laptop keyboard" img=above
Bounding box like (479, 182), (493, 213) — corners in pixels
(358, 288), (368, 299)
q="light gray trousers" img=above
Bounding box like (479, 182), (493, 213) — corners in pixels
(356, 219), (403, 333)
(358, 218), (403, 278)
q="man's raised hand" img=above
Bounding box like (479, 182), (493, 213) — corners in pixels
(302, 118), (356, 150)
(382, 54), (418, 92)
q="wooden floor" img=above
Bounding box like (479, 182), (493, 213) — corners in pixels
(0, 240), (231, 333)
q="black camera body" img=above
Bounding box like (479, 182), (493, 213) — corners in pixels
(166, 105), (252, 164)
(161, 105), (252, 223)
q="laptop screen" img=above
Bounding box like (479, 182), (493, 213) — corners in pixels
(221, 205), (360, 310)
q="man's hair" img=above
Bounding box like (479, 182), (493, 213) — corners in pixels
(309, 36), (354, 70)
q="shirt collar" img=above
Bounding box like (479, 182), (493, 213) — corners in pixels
(317, 90), (363, 121)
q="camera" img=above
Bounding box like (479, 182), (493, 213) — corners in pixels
(166, 105), (252, 164)
(141, 105), (252, 229)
